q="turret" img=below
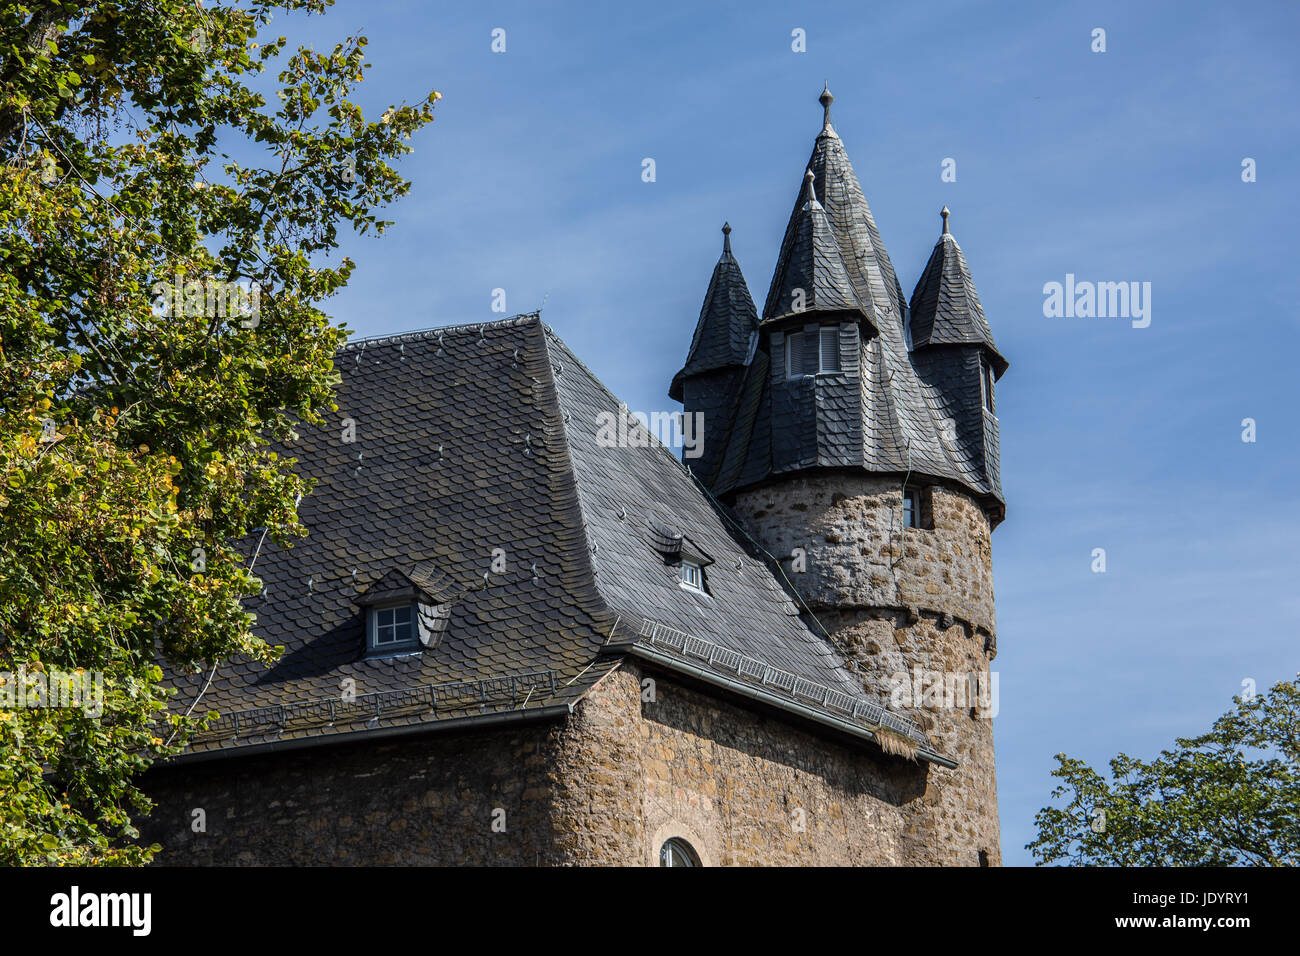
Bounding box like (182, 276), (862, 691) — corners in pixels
(908, 207), (1008, 510)
(670, 223), (759, 486)
(671, 88), (1010, 865)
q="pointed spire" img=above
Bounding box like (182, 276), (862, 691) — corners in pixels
(908, 209), (1007, 375)
(763, 88), (902, 326)
(670, 223), (759, 401)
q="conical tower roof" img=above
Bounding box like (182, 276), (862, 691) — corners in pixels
(762, 85), (907, 331)
(670, 222), (759, 401)
(908, 207), (1008, 376)
(764, 169), (873, 324)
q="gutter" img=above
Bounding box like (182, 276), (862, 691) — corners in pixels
(619, 643), (958, 769)
(154, 702), (575, 767)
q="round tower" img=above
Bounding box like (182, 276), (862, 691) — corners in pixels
(730, 476), (1002, 866)
(674, 88), (1007, 865)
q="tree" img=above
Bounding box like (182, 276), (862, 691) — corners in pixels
(1027, 675), (1299, 866)
(0, 1), (438, 864)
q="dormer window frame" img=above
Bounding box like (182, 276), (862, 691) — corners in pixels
(365, 598), (421, 657)
(784, 329), (804, 380)
(680, 558), (706, 594)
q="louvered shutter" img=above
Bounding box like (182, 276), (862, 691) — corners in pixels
(819, 327), (840, 372)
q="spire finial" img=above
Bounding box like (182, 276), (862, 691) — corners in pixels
(941, 205), (951, 235)
(803, 167), (817, 205)
(721, 221), (732, 254)
(819, 83), (833, 129)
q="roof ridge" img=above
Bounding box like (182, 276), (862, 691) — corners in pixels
(339, 312), (542, 352)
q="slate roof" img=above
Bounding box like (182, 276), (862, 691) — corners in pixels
(763, 169), (874, 325)
(168, 314), (944, 763)
(669, 223), (759, 401)
(690, 89), (1006, 520)
(908, 215), (1008, 376)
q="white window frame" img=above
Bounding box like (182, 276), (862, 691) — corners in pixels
(982, 359), (995, 414)
(369, 601), (416, 651)
(680, 560), (705, 592)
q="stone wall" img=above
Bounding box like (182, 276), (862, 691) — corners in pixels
(140, 662), (933, 866)
(731, 473), (1002, 865)
(627, 666), (924, 866)
(139, 721), (568, 866)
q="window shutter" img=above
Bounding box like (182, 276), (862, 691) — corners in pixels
(802, 329), (818, 376)
(786, 331), (803, 379)
(819, 327), (840, 372)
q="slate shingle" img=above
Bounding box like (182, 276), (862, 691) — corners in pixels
(696, 93), (1007, 523)
(168, 314), (936, 759)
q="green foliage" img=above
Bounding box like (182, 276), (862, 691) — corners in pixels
(1027, 675), (1300, 866)
(0, 1), (437, 864)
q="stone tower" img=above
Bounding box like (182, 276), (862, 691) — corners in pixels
(672, 87), (1008, 865)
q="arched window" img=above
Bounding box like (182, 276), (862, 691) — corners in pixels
(659, 837), (701, 867)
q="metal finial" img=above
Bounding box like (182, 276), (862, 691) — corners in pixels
(819, 84), (833, 128)
(803, 167), (817, 205)
(941, 206), (950, 235)
(721, 221), (731, 254)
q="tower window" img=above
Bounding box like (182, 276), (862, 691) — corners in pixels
(784, 331), (804, 379)
(982, 359), (995, 413)
(660, 838), (701, 867)
(903, 486), (933, 530)
(783, 328), (840, 379)
(680, 559), (705, 592)
(818, 327), (840, 373)
(903, 489), (920, 528)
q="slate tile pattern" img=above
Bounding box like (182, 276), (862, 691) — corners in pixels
(669, 224), (759, 401)
(545, 328), (866, 698)
(680, 102), (1006, 521)
(172, 314), (931, 756)
(908, 229), (1008, 376)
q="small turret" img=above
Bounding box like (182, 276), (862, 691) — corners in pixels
(670, 223), (759, 485)
(907, 207), (1008, 506)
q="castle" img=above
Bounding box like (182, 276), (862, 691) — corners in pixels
(141, 88), (1007, 866)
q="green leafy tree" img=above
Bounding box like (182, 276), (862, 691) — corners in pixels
(0, 1), (437, 864)
(1028, 675), (1299, 866)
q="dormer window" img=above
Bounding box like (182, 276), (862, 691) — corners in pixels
(365, 601), (420, 655)
(784, 330), (804, 379)
(680, 560), (705, 592)
(355, 564), (460, 658)
(373, 604), (414, 648)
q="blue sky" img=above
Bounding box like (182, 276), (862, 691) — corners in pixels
(278, 0), (1299, 863)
